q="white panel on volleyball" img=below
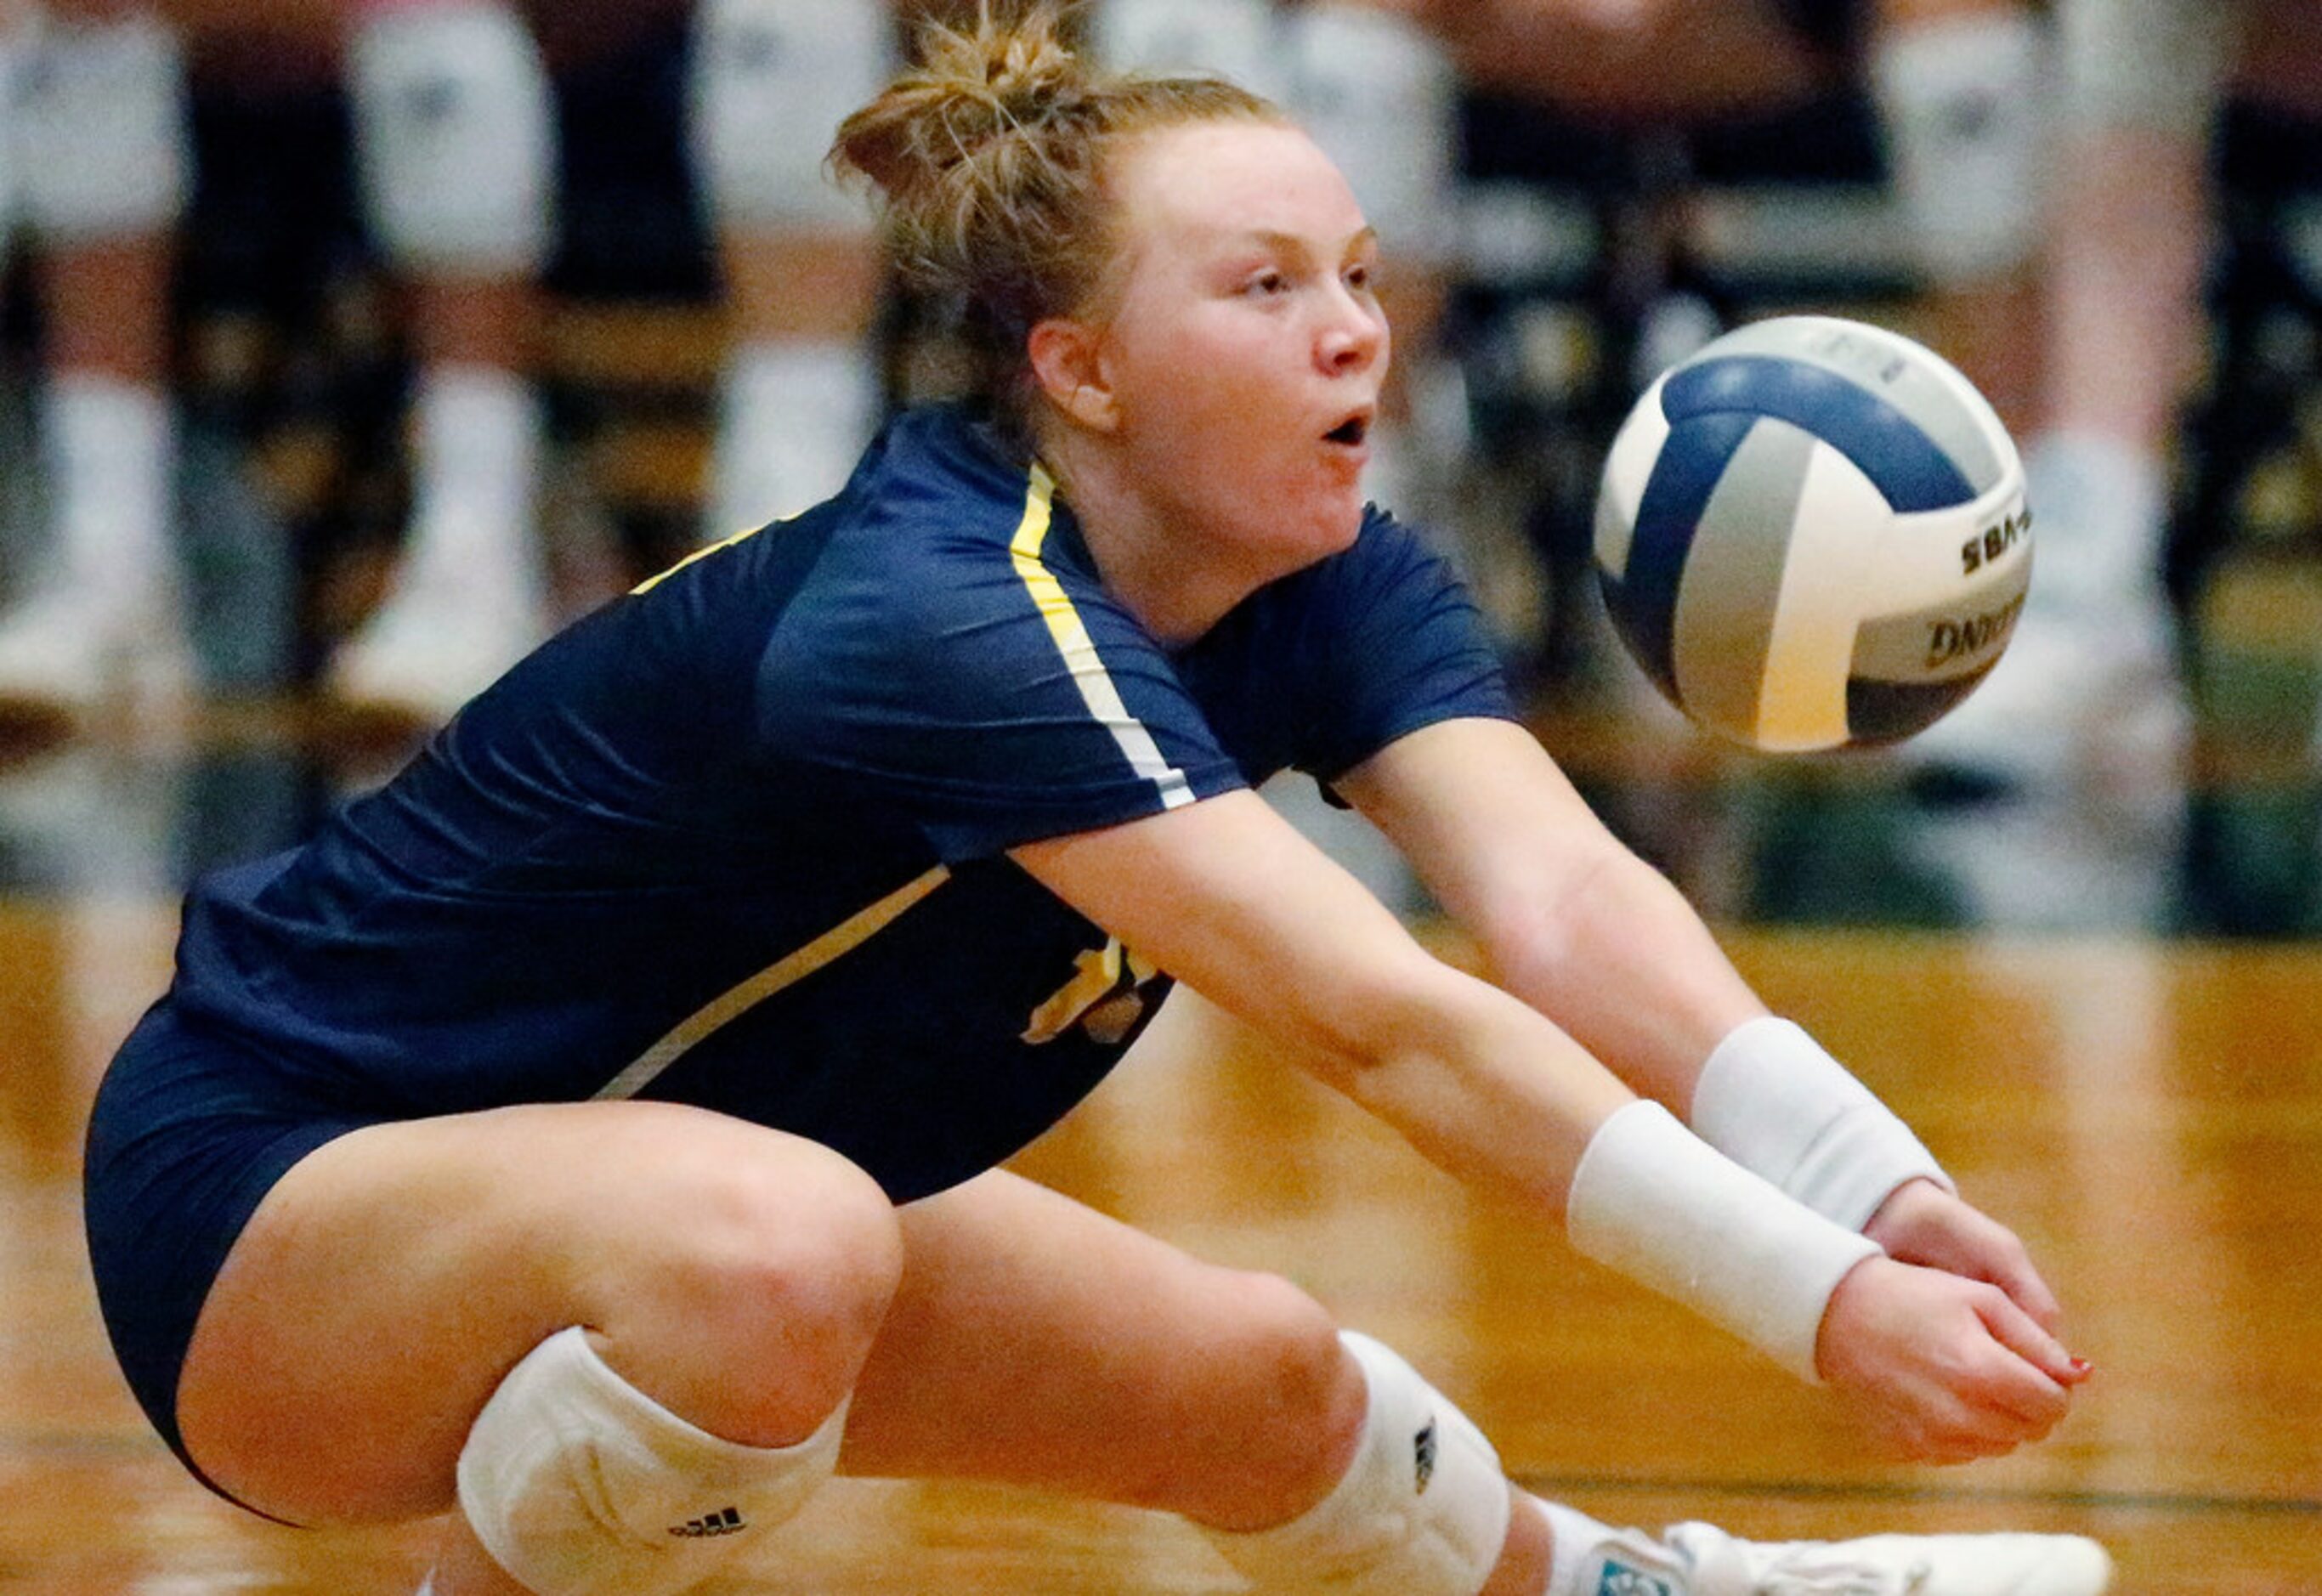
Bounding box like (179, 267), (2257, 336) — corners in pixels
(1757, 448), (2027, 752)
(1591, 375), (1670, 582)
(1883, 478), (2031, 615)
(1753, 437), (1892, 752)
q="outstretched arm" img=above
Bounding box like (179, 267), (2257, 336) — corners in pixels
(1017, 785), (1632, 1211)
(1332, 715), (1767, 1110)
(1338, 716), (2059, 1310)
(1011, 784), (2081, 1460)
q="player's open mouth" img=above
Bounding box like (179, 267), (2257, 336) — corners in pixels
(1322, 410), (1372, 447)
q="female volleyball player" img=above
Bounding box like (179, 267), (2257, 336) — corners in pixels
(84, 6), (2112, 1593)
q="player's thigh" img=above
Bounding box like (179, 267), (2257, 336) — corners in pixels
(841, 1169), (1366, 1529)
(177, 1099), (898, 1525)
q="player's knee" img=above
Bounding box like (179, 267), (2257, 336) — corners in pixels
(459, 1326), (847, 1596)
(1198, 1329), (1512, 1596)
(1191, 1271), (1367, 1522)
(673, 1147), (905, 1375)
(347, 0), (555, 276)
(619, 1144), (901, 1423)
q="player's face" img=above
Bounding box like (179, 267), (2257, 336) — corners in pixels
(1093, 117), (1390, 570)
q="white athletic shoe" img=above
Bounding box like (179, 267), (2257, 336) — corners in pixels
(324, 555), (550, 729)
(1657, 1520), (2115, 1596)
(0, 576), (195, 724)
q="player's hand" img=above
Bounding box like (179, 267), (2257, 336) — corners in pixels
(1865, 1178), (2064, 1334)
(1814, 1254), (2091, 1463)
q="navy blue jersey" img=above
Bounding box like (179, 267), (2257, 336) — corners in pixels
(169, 405), (1516, 1200)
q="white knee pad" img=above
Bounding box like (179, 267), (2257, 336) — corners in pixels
(348, 0), (556, 275)
(1286, 3), (1460, 266)
(457, 1327), (848, 1596)
(1871, 8), (2050, 283)
(1088, 0), (1288, 101)
(18, 13), (190, 244)
(1200, 1332), (1511, 1596)
(2055, 0), (2239, 142)
(688, 0), (892, 234)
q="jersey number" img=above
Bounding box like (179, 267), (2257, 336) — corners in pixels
(1022, 937), (1160, 1045)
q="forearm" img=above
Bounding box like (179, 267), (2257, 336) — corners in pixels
(1317, 965), (1634, 1215)
(1481, 840), (1766, 1112)
(1350, 965), (1888, 1384)
(1013, 785), (1909, 1378)
(1322, 968), (1882, 1381)
(1491, 861), (1950, 1228)
(1340, 726), (2064, 1414)
(1015, 790), (1632, 1212)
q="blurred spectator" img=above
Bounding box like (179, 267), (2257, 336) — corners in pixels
(0, 1), (196, 728)
(1909, 0), (2284, 793)
(1866, 0), (2047, 437)
(688, 0), (894, 545)
(320, 0), (559, 727)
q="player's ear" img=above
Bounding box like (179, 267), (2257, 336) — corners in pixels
(1028, 316), (1119, 433)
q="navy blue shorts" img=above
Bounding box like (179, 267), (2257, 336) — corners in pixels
(82, 998), (377, 1509)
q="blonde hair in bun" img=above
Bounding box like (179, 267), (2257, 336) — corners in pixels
(831, 2), (1281, 422)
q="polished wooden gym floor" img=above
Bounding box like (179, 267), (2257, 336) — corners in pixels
(4, 695), (2320, 1595)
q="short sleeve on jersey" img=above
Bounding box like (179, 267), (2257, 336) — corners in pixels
(756, 471), (1247, 863)
(1282, 510), (1519, 784)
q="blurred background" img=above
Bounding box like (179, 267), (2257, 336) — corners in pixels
(2, 0), (2319, 1590)
(0, 0), (2313, 934)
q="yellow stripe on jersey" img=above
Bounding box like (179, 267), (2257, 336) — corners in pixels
(1008, 464), (1195, 811)
(594, 864), (953, 1101)
(630, 522), (768, 595)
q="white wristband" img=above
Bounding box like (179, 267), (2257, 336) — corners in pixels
(1691, 1017), (1954, 1232)
(1567, 1100), (1881, 1382)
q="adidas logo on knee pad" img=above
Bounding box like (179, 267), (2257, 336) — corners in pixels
(669, 1506), (748, 1539)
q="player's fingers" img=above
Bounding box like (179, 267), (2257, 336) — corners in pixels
(1975, 1286), (2080, 1386)
(1865, 1350), (2042, 1463)
(2004, 1266), (2065, 1337)
(1979, 1361), (2073, 1435)
(1951, 1356), (2070, 1451)
(1975, 1228), (2066, 1334)
(1917, 1209), (2067, 1337)
(1892, 1391), (2037, 1464)
(1951, 1298), (2078, 1442)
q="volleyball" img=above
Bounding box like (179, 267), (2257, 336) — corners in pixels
(1593, 314), (2030, 753)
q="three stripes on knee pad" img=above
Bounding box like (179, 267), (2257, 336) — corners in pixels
(456, 1327), (847, 1596)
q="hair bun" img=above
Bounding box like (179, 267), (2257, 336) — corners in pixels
(827, 0), (1277, 426)
(835, 3), (1085, 201)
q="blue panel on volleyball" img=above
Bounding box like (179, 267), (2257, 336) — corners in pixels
(1661, 356), (1976, 512)
(1847, 671), (1992, 744)
(1621, 409), (1759, 694)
